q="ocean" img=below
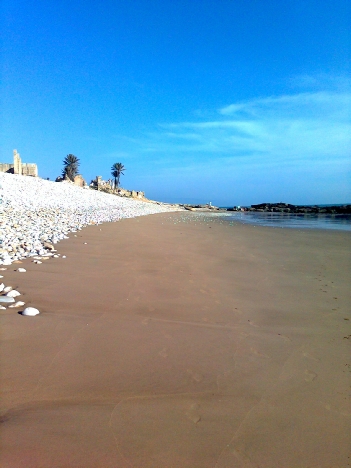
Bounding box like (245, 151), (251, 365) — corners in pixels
(220, 211), (351, 231)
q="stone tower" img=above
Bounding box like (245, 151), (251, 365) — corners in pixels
(13, 149), (22, 174)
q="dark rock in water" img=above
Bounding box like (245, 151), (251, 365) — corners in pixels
(229, 203), (351, 214)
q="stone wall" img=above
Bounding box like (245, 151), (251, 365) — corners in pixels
(0, 163), (13, 173)
(21, 163), (38, 177)
(0, 150), (38, 176)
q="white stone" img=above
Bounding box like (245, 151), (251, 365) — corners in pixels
(0, 296), (15, 303)
(0, 172), (179, 266)
(6, 290), (20, 297)
(0, 283), (4, 292)
(3, 286), (12, 293)
(22, 307), (40, 316)
(9, 301), (25, 308)
(17, 268), (26, 272)
(0, 305), (6, 309)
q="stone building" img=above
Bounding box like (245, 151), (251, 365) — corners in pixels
(0, 150), (38, 177)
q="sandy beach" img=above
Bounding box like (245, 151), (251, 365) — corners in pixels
(1, 212), (350, 467)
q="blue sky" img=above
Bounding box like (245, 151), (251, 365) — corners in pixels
(1, 0), (350, 205)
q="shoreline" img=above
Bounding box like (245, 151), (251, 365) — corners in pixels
(1, 212), (350, 467)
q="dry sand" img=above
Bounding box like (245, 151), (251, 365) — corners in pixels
(1, 212), (350, 467)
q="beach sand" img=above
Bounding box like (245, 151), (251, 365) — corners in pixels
(1, 212), (350, 467)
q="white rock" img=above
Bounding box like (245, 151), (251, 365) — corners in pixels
(6, 290), (20, 297)
(62, 255), (67, 258)
(9, 301), (25, 308)
(0, 172), (179, 266)
(0, 296), (15, 303)
(0, 283), (4, 292)
(22, 307), (40, 316)
(0, 305), (6, 309)
(0, 275), (3, 278)
(33, 260), (42, 264)
(3, 286), (12, 293)
(17, 268), (26, 272)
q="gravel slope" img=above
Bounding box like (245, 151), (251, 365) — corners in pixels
(0, 173), (179, 265)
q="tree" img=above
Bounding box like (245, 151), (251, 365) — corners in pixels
(111, 162), (125, 189)
(62, 154), (80, 181)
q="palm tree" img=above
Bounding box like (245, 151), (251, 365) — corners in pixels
(111, 162), (125, 189)
(62, 154), (79, 181)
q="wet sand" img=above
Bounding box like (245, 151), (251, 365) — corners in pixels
(1, 212), (350, 467)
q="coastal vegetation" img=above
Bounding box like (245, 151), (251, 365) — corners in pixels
(111, 162), (125, 189)
(62, 154), (80, 182)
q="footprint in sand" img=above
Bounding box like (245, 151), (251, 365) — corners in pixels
(185, 403), (201, 424)
(304, 369), (317, 382)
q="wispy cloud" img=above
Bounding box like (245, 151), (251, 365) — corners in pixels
(117, 76), (351, 204)
(135, 89), (350, 172)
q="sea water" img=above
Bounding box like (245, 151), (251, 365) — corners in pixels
(223, 211), (351, 231)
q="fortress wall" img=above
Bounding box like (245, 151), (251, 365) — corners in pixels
(0, 163), (13, 173)
(0, 150), (38, 176)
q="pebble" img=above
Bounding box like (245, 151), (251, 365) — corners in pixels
(0, 296), (15, 303)
(9, 301), (25, 308)
(6, 290), (21, 297)
(0, 305), (6, 309)
(0, 174), (180, 317)
(0, 173), (179, 267)
(22, 307), (40, 316)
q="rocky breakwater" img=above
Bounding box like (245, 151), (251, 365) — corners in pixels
(0, 173), (179, 265)
(183, 204), (226, 212)
(228, 202), (351, 214)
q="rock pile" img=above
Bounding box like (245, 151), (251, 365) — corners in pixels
(227, 203), (351, 213)
(0, 173), (179, 265)
(248, 203), (351, 214)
